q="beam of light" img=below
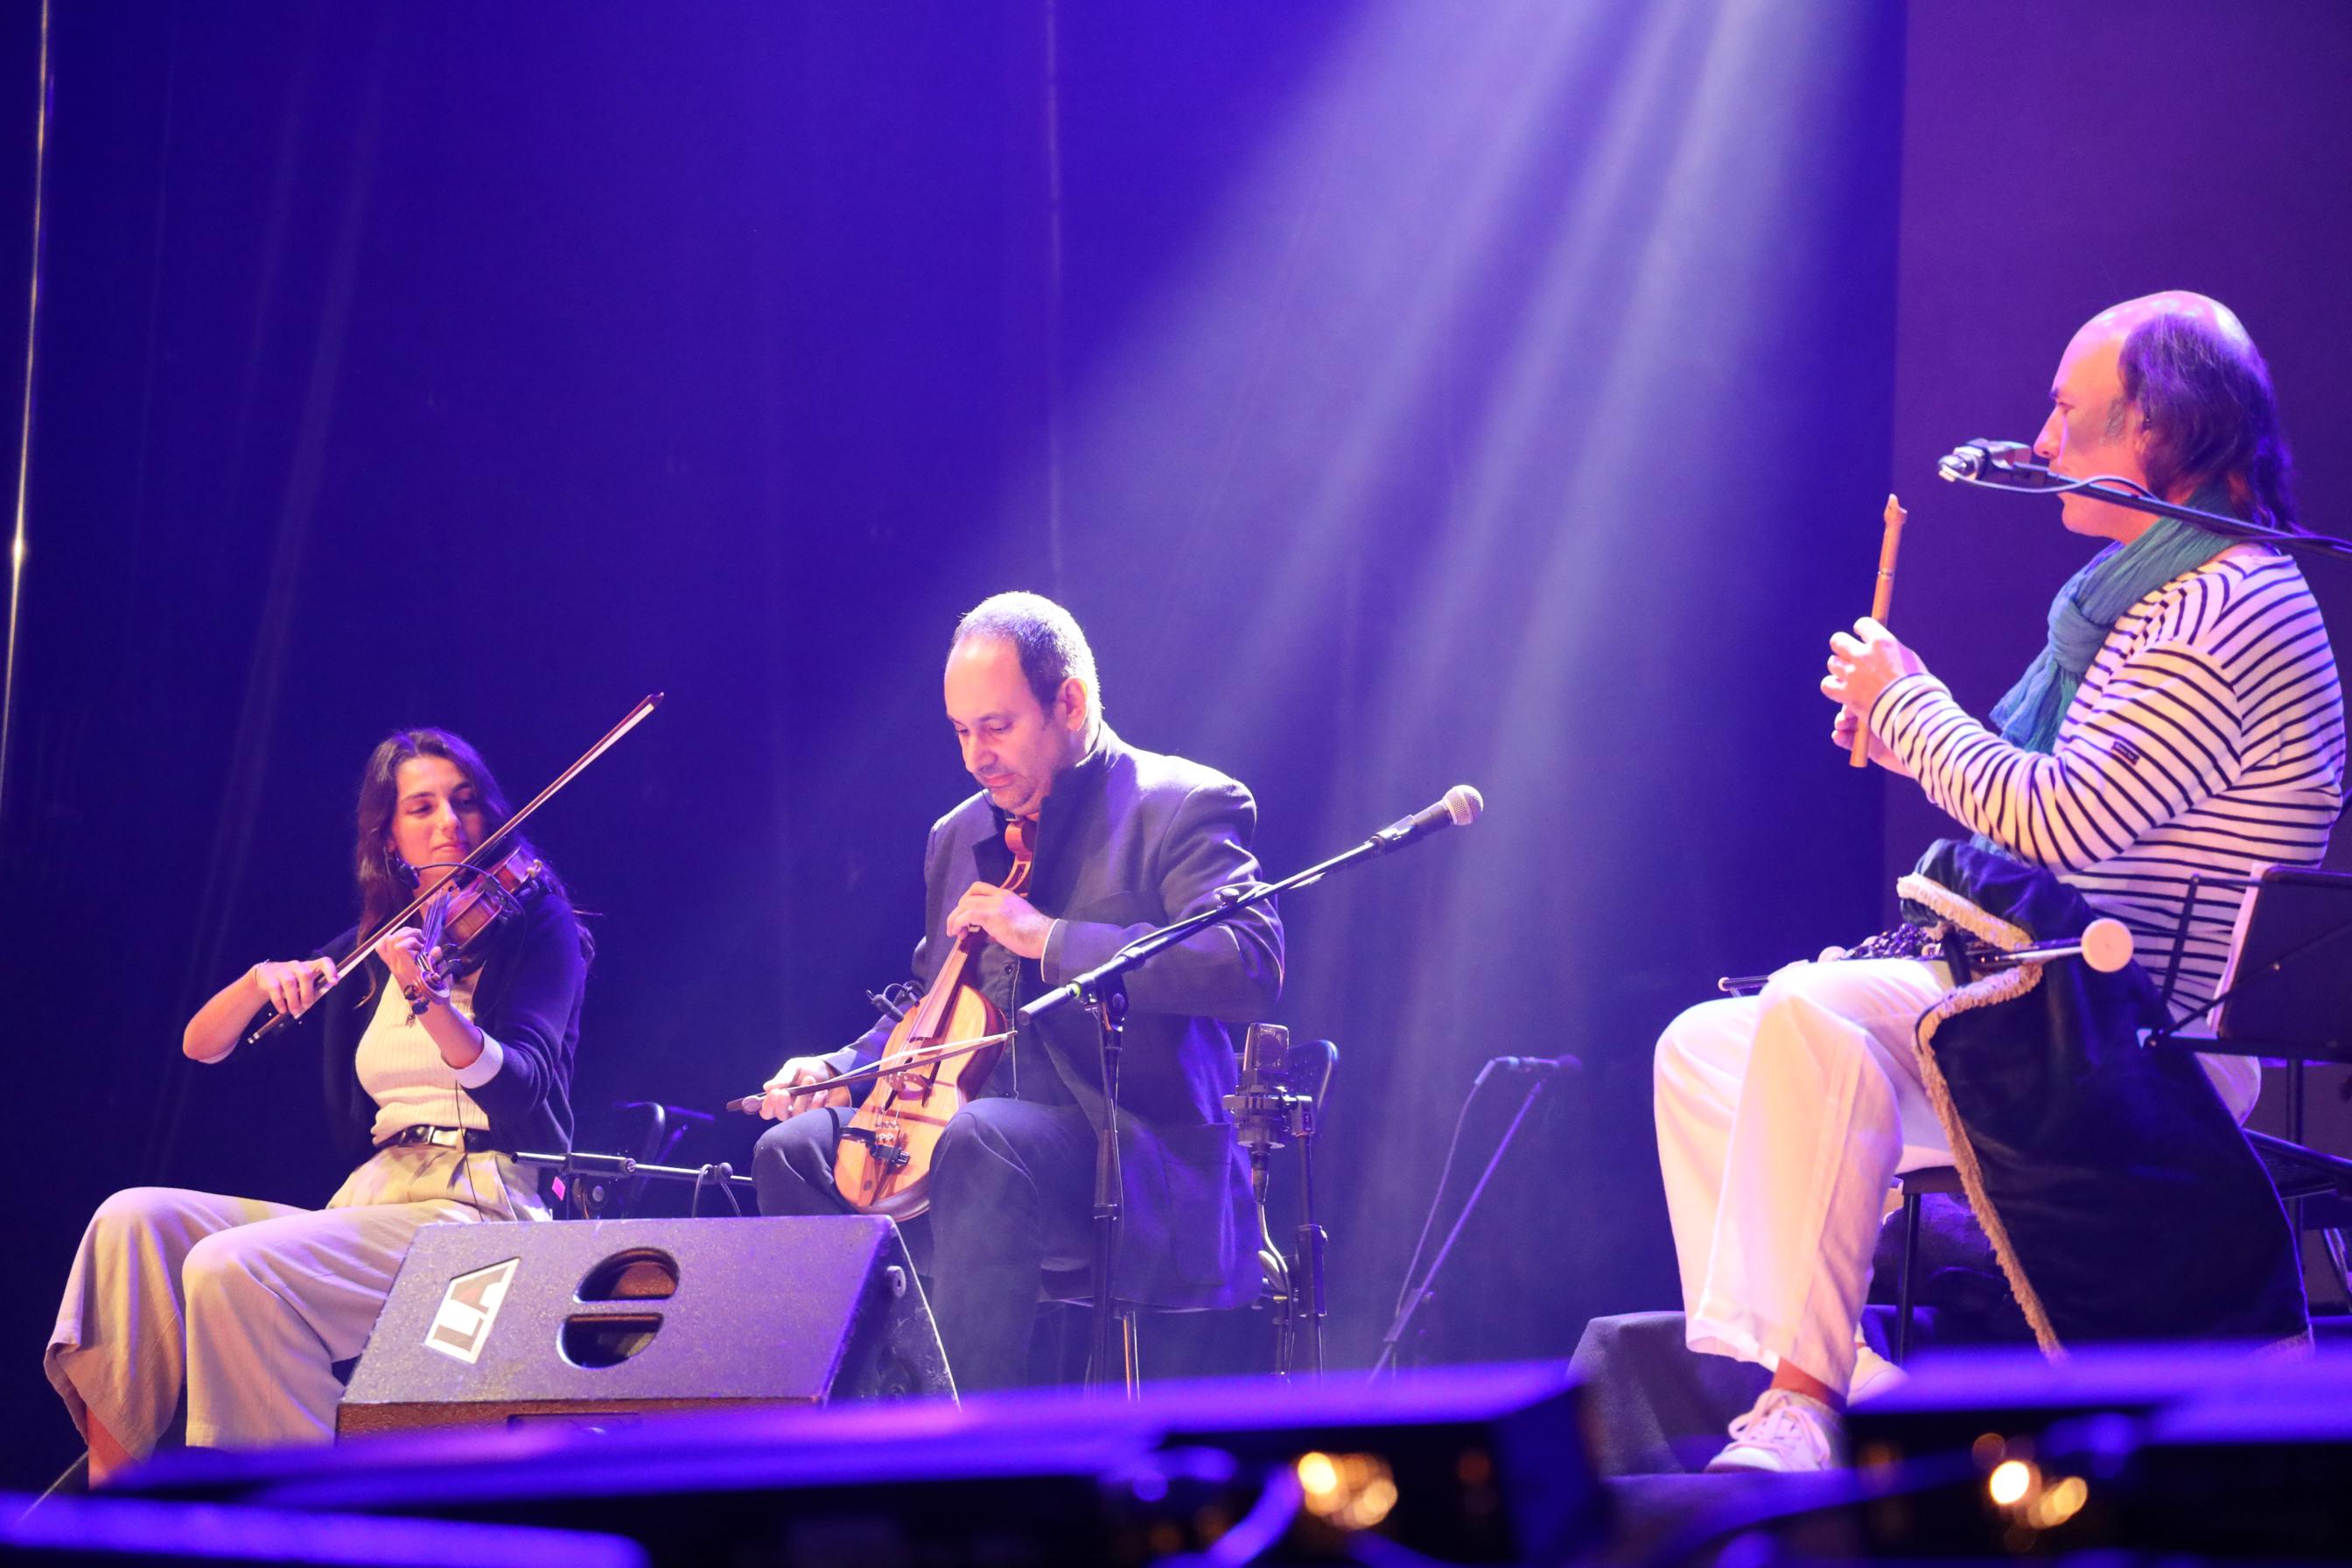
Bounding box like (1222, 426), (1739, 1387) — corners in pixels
(0, 0), (52, 831)
(1020, 0), (1903, 1360)
(1027, 0), (1607, 696)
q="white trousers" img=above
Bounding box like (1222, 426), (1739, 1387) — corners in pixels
(1655, 958), (1955, 1396)
(46, 1143), (542, 1457)
(1656, 957), (2264, 1397)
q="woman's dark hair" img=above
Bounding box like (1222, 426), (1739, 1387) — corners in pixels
(353, 728), (564, 941)
(2117, 312), (2299, 531)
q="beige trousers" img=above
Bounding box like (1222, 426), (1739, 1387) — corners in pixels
(46, 1143), (543, 1457)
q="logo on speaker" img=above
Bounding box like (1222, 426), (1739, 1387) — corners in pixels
(427, 1258), (521, 1364)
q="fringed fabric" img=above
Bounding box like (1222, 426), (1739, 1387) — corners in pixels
(1894, 872), (2066, 1357)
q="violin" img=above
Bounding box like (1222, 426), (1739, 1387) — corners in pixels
(831, 817), (1036, 1219)
(241, 692), (662, 1046)
(407, 846), (545, 1008)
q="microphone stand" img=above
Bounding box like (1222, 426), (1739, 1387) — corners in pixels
(510, 1148), (758, 1219)
(1944, 462), (2352, 564)
(1020, 813), (1460, 1395)
(1369, 1069), (1549, 1379)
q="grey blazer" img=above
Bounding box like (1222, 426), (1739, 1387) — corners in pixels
(839, 724), (1284, 1307)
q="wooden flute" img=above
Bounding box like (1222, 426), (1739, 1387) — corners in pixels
(1849, 493), (1907, 768)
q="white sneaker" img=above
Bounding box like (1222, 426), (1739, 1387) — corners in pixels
(1848, 1344), (1908, 1404)
(1704, 1389), (1844, 1474)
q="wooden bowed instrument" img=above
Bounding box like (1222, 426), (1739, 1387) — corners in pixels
(832, 817), (1036, 1219)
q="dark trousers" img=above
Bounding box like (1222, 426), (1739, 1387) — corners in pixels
(751, 1097), (1095, 1391)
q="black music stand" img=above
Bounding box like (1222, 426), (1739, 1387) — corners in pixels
(2148, 866), (2352, 1097)
(2148, 865), (2352, 1264)
(2186, 868), (2352, 1060)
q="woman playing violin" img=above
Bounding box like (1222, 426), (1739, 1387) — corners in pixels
(45, 727), (590, 1482)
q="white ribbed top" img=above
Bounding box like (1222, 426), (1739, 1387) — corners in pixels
(354, 972), (493, 1144)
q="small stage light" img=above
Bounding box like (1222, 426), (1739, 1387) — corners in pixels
(2028, 1474), (2088, 1530)
(1294, 1450), (1399, 1532)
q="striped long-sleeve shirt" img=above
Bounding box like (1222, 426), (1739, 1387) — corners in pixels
(1872, 544), (2345, 1019)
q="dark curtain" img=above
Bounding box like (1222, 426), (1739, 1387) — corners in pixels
(0, 0), (1900, 1488)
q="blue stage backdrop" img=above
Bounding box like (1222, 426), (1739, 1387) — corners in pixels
(1884, 0), (2352, 898)
(0, 0), (1907, 1488)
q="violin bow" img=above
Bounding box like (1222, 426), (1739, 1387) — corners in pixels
(724, 1029), (1015, 1116)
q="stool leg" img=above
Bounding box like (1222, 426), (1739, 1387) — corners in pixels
(1895, 1191), (1922, 1365)
(1119, 1307), (1140, 1398)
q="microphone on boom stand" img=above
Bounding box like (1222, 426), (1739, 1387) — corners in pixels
(1012, 783), (1489, 1390)
(1374, 1049), (1566, 1379)
(1936, 432), (2352, 563)
(1369, 785), (1485, 853)
(1474, 1054), (1582, 1085)
(1936, 438), (2054, 486)
(1715, 917), (2138, 998)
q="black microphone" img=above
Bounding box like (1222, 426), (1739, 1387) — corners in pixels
(1485, 1054), (1580, 1077)
(1368, 785), (1484, 854)
(1936, 438), (2055, 486)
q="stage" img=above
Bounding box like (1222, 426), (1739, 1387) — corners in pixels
(15, 1334), (2352, 1564)
(6, 1), (2352, 1559)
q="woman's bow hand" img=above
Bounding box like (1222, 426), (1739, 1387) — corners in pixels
(250, 956), (340, 1018)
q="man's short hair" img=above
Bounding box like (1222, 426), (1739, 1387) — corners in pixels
(953, 592), (1102, 721)
(2113, 311), (2299, 531)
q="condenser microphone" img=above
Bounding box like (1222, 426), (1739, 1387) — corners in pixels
(1369, 784), (1484, 854)
(1960, 917), (2137, 976)
(1937, 438), (2054, 486)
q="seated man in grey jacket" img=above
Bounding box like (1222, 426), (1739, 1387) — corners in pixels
(753, 591), (1284, 1390)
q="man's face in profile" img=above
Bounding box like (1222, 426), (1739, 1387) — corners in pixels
(2034, 326), (2155, 542)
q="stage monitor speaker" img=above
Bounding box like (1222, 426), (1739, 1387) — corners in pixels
(338, 1215), (952, 1435)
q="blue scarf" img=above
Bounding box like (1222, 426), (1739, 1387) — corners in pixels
(1985, 490), (2237, 755)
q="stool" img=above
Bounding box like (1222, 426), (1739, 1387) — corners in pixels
(1042, 1028), (1338, 1394)
(1036, 1268), (1181, 1394)
(1893, 1164), (1965, 1363)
